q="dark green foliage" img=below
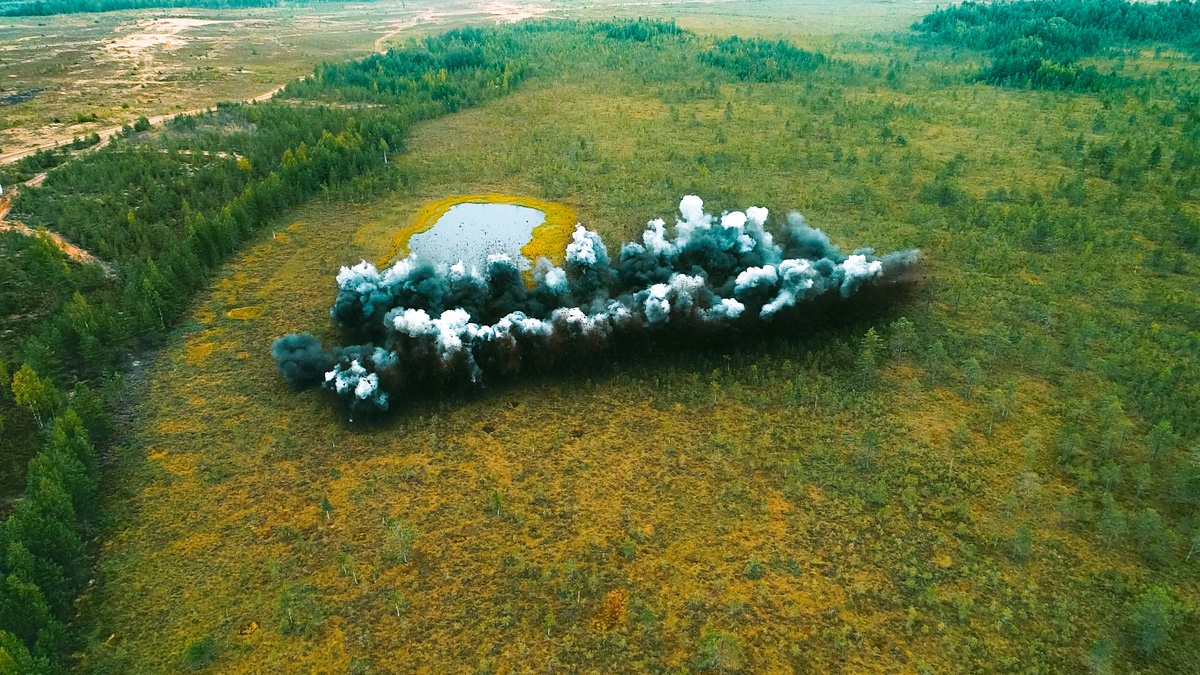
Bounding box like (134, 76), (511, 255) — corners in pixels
(695, 627), (745, 672)
(981, 55), (1109, 91)
(701, 36), (826, 82)
(0, 629), (53, 674)
(914, 0), (1200, 90)
(1131, 508), (1175, 566)
(1129, 586), (1178, 658)
(284, 24), (545, 110)
(1009, 522), (1033, 561)
(1085, 635), (1115, 674)
(0, 21), (647, 671)
(1146, 419), (1177, 462)
(888, 316), (917, 357)
(0, 147), (71, 186)
(180, 635), (217, 671)
(919, 178), (966, 207)
(0, 409), (98, 662)
(1172, 449), (1200, 506)
(0, 13), (1196, 671)
(598, 18), (686, 42)
(744, 559), (765, 580)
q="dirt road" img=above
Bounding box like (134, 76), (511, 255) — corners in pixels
(0, 85), (289, 167)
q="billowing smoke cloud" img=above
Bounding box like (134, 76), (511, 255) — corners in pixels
(273, 196), (918, 417)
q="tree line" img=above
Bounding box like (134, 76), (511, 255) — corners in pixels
(913, 0), (1200, 90)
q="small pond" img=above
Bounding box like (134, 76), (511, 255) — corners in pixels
(407, 202), (546, 272)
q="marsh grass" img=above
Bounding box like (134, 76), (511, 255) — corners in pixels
(74, 16), (1200, 675)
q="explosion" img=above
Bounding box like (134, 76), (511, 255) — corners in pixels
(272, 195), (918, 416)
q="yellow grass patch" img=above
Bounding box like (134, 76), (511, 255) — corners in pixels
(226, 306), (264, 320)
(158, 419), (204, 435)
(183, 340), (216, 365)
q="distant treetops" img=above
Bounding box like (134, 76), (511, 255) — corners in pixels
(913, 0), (1200, 90)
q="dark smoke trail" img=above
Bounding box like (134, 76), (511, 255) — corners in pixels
(272, 196), (918, 416)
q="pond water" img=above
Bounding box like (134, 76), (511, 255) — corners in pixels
(407, 202), (546, 272)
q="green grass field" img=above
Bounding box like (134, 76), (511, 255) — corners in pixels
(70, 18), (1200, 673)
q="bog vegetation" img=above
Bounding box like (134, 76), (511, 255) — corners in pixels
(0, 3), (1197, 672)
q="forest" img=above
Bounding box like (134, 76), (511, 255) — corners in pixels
(914, 0), (1200, 89)
(1, 3), (1199, 672)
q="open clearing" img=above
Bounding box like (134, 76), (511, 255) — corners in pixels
(75, 20), (1200, 670)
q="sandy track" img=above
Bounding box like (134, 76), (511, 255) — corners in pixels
(0, 92), (262, 167)
(0, 189), (115, 276)
(0, 220), (114, 276)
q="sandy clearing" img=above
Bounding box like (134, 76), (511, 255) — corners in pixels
(105, 18), (224, 63)
(373, 2), (552, 52)
(2, 1), (544, 166)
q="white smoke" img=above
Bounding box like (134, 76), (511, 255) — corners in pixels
(291, 195), (917, 414)
(325, 358), (390, 409)
(642, 218), (674, 256)
(840, 251), (888, 293)
(762, 258), (816, 317)
(735, 264), (779, 295)
(643, 283), (671, 324)
(703, 297), (746, 321)
(566, 224), (608, 267)
(544, 267), (568, 291)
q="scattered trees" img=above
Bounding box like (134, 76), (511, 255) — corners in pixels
(2, 0), (325, 16)
(1, 21), (654, 669)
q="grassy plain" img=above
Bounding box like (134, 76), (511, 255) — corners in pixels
(72, 15), (1200, 674)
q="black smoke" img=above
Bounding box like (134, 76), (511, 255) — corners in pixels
(272, 196), (918, 416)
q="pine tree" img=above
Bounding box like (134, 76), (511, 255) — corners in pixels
(1146, 419), (1177, 463)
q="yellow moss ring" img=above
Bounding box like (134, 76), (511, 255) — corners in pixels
(379, 194), (577, 270)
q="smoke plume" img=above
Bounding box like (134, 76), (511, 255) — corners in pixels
(273, 196), (918, 416)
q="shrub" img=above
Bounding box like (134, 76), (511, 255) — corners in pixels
(1129, 586), (1179, 658)
(381, 520), (418, 565)
(278, 585), (323, 637)
(180, 635), (217, 670)
(696, 627), (745, 673)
